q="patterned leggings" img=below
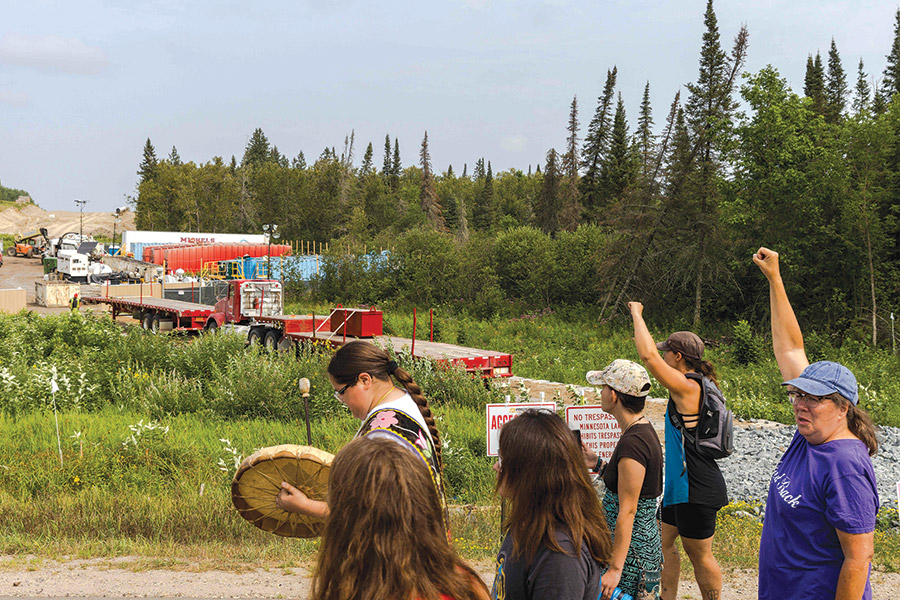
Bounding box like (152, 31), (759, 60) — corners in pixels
(602, 489), (663, 597)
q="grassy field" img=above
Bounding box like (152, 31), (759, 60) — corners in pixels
(0, 308), (898, 571)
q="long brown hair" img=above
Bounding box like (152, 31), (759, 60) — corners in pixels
(683, 356), (719, 386)
(496, 410), (612, 565)
(311, 437), (488, 600)
(328, 340), (444, 467)
(830, 394), (878, 457)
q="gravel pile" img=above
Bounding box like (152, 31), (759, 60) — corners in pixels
(720, 422), (900, 510)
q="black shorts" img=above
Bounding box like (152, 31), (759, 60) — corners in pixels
(661, 503), (719, 540)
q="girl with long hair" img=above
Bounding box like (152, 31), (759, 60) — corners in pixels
(492, 409), (612, 600)
(628, 303), (726, 600)
(581, 360), (663, 600)
(277, 340), (447, 525)
(311, 436), (489, 600)
(754, 247), (878, 600)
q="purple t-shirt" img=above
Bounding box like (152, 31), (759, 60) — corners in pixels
(759, 430), (878, 600)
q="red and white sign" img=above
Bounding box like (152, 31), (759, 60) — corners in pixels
(565, 405), (620, 463)
(486, 402), (557, 456)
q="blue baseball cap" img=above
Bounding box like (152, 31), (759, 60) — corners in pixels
(781, 361), (859, 405)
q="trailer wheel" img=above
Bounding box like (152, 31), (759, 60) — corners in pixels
(277, 336), (295, 353)
(264, 329), (281, 351)
(247, 327), (264, 346)
(150, 315), (161, 333)
(141, 313), (153, 330)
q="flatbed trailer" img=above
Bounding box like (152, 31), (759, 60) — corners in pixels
(82, 292), (513, 378)
(80, 295), (216, 332)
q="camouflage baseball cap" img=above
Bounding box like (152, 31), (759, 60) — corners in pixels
(586, 359), (652, 397)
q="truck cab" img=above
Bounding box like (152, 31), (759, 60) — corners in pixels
(212, 279), (283, 326)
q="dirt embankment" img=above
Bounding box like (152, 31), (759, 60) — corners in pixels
(0, 203), (136, 239)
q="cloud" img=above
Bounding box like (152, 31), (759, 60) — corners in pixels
(0, 90), (28, 106)
(501, 134), (527, 152)
(0, 34), (108, 75)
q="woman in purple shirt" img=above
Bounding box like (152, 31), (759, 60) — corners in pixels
(754, 247), (878, 600)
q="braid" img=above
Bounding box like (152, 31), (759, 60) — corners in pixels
(393, 366), (444, 470)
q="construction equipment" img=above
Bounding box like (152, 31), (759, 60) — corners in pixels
(6, 228), (50, 258)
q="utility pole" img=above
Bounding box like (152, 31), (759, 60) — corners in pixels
(112, 208), (121, 255)
(74, 199), (88, 240)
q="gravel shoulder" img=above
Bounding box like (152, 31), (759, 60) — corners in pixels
(1, 559), (899, 599)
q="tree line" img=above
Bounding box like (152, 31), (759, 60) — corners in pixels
(133, 0), (900, 345)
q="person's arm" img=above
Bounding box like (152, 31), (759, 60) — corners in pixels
(275, 482), (330, 519)
(629, 301), (700, 414)
(599, 457), (646, 600)
(834, 529), (874, 600)
(752, 247), (809, 381)
(581, 442), (603, 471)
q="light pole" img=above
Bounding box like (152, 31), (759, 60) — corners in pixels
(112, 208), (121, 255)
(74, 199), (88, 240)
(263, 224), (279, 278)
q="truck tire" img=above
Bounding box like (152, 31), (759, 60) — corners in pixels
(150, 315), (161, 333)
(247, 327), (264, 346)
(203, 320), (218, 333)
(6, 247), (15, 257)
(264, 329), (281, 351)
(141, 313), (153, 330)
(25, 248), (33, 258)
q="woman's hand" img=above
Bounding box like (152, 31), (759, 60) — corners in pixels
(599, 565), (623, 599)
(275, 482), (310, 513)
(628, 301), (643, 318)
(752, 247), (781, 282)
(581, 442), (599, 470)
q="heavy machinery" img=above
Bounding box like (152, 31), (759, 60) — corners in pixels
(6, 228), (50, 258)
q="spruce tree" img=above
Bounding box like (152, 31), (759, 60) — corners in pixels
(563, 96), (580, 178)
(138, 138), (158, 183)
(361, 142), (374, 175)
(446, 164), (454, 178)
(580, 67), (618, 215)
(825, 39), (848, 124)
(382, 135), (392, 175)
(472, 161), (495, 230)
(391, 139), (401, 190)
(560, 96), (582, 230)
(637, 82), (654, 172)
(473, 158), (485, 180)
(804, 53), (827, 116)
(292, 151), (306, 170)
(535, 149), (561, 234)
(462, 163), (467, 178)
(242, 128), (270, 167)
(418, 131), (445, 229)
(597, 94), (635, 206)
(881, 9), (900, 102)
(853, 58), (871, 114)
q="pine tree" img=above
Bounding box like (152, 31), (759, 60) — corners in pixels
(229, 156), (237, 175)
(535, 149), (561, 234)
(419, 131), (445, 229)
(168, 146), (181, 166)
(825, 39), (848, 124)
(391, 139), (401, 190)
(462, 163), (467, 178)
(446, 164), (454, 178)
(138, 138), (158, 183)
(881, 9), (900, 102)
(292, 151), (306, 170)
(804, 53), (827, 116)
(361, 142), (374, 175)
(242, 128), (270, 167)
(473, 158), (485, 180)
(853, 58), (871, 114)
(559, 96), (582, 230)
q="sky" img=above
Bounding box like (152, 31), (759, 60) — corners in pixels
(1, 0), (897, 214)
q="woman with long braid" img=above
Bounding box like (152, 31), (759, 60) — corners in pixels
(276, 340), (448, 526)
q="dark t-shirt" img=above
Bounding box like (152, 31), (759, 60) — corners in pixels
(602, 421), (662, 498)
(491, 528), (601, 600)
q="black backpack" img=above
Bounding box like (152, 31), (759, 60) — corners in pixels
(671, 372), (734, 459)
